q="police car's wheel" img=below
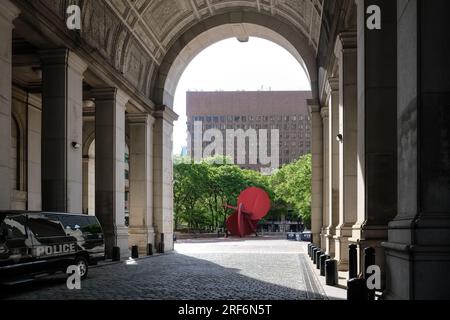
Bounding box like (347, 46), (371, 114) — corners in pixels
(75, 256), (89, 280)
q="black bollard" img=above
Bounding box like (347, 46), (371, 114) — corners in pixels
(347, 278), (368, 301)
(310, 245), (316, 258)
(158, 233), (165, 253)
(312, 247), (318, 262)
(325, 259), (338, 286)
(112, 246), (121, 262)
(312, 248), (319, 264)
(320, 254), (330, 277)
(131, 245), (139, 259)
(147, 243), (153, 256)
(349, 244), (358, 279)
(308, 244), (312, 257)
(315, 251), (322, 269)
(364, 247), (376, 300)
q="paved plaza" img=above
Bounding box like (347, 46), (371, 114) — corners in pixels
(1, 237), (342, 300)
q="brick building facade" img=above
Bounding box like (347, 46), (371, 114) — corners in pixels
(186, 91), (311, 172)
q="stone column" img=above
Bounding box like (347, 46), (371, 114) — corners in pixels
(153, 106), (178, 252)
(309, 100), (323, 247)
(92, 88), (130, 259)
(0, 1), (20, 210)
(320, 107), (330, 251)
(40, 49), (87, 213)
(128, 113), (155, 255)
(82, 156), (89, 214)
(353, 0), (397, 284)
(27, 93), (42, 211)
(326, 78), (339, 257)
(81, 100), (93, 215)
(383, 0), (450, 300)
(334, 32), (357, 271)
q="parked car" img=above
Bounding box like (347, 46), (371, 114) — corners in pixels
(300, 231), (312, 242)
(0, 211), (105, 285)
(287, 231), (312, 242)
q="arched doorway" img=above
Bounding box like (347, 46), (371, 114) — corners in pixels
(155, 16), (316, 240)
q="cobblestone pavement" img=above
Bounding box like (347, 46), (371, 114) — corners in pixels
(2, 237), (327, 300)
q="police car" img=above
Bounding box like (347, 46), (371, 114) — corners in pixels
(0, 211), (105, 285)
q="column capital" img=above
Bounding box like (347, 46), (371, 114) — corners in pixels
(307, 99), (321, 114)
(325, 77), (339, 98)
(39, 49), (87, 75)
(127, 112), (155, 126)
(153, 105), (179, 124)
(321, 107), (329, 120)
(327, 77), (339, 92)
(68, 51), (88, 75)
(0, 0), (20, 25)
(334, 31), (357, 56)
(91, 88), (130, 108)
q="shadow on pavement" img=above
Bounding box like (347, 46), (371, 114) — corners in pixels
(0, 251), (326, 300)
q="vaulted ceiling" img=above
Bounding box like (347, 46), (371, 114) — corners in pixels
(12, 0), (324, 107)
(106, 0), (324, 67)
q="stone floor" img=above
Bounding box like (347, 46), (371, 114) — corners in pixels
(1, 237), (343, 300)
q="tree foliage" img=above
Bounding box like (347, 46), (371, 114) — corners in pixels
(270, 154), (312, 228)
(173, 154), (312, 232)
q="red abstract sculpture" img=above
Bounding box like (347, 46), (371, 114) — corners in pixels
(225, 187), (271, 237)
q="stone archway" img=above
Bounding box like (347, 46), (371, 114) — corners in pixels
(147, 7), (319, 251)
(151, 11), (318, 108)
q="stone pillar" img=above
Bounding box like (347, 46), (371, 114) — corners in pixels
(320, 107), (330, 251)
(383, 0), (450, 300)
(27, 93), (42, 211)
(92, 88), (130, 259)
(309, 101), (323, 247)
(82, 100), (95, 215)
(353, 0), (397, 285)
(0, 1), (20, 210)
(128, 113), (155, 255)
(82, 156), (89, 214)
(326, 78), (339, 257)
(40, 49), (87, 213)
(334, 32), (357, 271)
(153, 106), (178, 252)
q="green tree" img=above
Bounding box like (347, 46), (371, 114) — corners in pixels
(173, 154), (312, 232)
(270, 154), (312, 228)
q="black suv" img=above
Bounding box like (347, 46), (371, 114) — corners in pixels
(0, 211), (105, 285)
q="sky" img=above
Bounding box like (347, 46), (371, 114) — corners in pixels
(172, 37), (311, 155)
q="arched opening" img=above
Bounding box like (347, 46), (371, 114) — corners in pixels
(163, 19), (315, 239)
(151, 12), (318, 108)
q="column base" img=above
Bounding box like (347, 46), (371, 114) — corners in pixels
(164, 232), (174, 252)
(383, 241), (450, 300)
(104, 226), (130, 259)
(333, 235), (349, 271)
(129, 226), (155, 255)
(320, 228), (327, 250)
(116, 226), (130, 259)
(325, 233), (336, 256)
